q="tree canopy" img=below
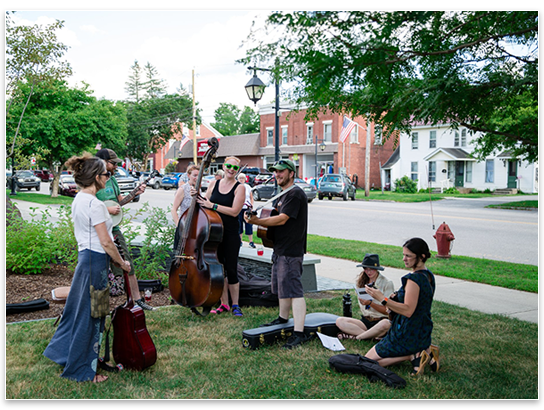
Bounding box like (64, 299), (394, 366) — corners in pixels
(240, 11), (538, 161)
(6, 79), (127, 195)
(211, 103), (260, 136)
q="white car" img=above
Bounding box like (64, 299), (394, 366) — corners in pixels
(200, 175), (215, 192)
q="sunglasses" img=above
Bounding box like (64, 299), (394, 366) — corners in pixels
(99, 172), (111, 179)
(224, 163), (240, 171)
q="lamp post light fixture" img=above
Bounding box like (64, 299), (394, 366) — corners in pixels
(314, 135), (326, 188)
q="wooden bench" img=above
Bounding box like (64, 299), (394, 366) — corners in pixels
(238, 246), (320, 292)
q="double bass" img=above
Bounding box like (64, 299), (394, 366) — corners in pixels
(111, 237), (157, 371)
(168, 137), (224, 315)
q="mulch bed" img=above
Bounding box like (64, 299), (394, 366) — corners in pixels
(6, 261), (336, 324)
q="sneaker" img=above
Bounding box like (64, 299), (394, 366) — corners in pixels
(259, 317), (288, 327)
(135, 298), (154, 311)
(249, 242), (256, 249)
(231, 305), (243, 317)
(282, 332), (310, 350)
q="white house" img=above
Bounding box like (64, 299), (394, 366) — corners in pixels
(381, 123), (538, 193)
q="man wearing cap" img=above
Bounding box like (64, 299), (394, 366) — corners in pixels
(245, 159), (309, 349)
(95, 148), (153, 311)
(336, 253), (395, 340)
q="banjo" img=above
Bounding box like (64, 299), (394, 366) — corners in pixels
(104, 170), (159, 226)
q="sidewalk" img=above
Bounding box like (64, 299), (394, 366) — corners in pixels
(310, 253), (538, 324)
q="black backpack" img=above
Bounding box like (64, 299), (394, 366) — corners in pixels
(329, 353), (406, 389)
(236, 264), (278, 307)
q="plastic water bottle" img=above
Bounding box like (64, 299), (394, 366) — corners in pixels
(343, 292), (352, 317)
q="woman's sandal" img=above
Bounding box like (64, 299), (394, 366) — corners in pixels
(337, 332), (357, 340)
(410, 350), (430, 376)
(429, 344), (440, 372)
(210, 304), (230, 314)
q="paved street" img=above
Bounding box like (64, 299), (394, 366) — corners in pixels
(12, 182), (538, 265)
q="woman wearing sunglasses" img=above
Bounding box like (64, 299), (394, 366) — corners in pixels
(197, 156), (246, 316)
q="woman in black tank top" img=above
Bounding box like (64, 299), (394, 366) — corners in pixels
(197, 156), (246, 317)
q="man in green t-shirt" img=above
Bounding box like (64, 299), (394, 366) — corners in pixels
(95, 148), (153, 310)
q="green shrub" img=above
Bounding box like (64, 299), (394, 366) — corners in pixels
(418, 187), (432, 193)
(443, 187), (460, 194)
(394, 175), (418, 193)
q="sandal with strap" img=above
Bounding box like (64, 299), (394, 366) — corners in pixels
(429, 344), (440, 372)
(210, 304), (230, 314)
(337, 332), (357, 340)
(231, 305), (243, 317)
(410, 350), (430, 376)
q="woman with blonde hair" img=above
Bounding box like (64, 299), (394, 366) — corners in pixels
(171, 164), (200, 250)
(197, 156), (246, 316)
(44, 153), (130, 383)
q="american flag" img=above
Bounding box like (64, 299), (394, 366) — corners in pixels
(339, 116), (357, 143)
(179, 134), (190, 150)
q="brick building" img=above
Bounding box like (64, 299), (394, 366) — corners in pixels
(157, 105), (395, 189)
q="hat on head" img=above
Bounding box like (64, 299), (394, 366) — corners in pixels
(268, 159), (296, 173)
(96, 148), (122, 164)
(356, 253), (384, 271)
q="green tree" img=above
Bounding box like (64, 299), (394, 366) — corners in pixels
(240, 11), (538, 161)
(124, 63), (196, 169)
(211, 103), (259, 136)
(5, 12), (72, 162)
(6, 79), (127, 196)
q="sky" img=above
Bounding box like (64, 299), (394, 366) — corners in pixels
(9, 8), (275, 124)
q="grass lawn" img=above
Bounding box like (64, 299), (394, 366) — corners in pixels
(5, 293), (538, 399)
(354, 190), (537, 203)
(486, 200), (538, 210)
(6, 190), (74, 205)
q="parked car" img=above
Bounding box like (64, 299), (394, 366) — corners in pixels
(50, 174), (78, 197)
(6, 170), (12, 188)
(317, 173), (356, 201)
(139, 171), (163, 189)
(244, 167), (269, 186)
(160, 172), (184, 190)
(201, 175), (216, 192)
(253, 171), (273, 186)
(114, 167), (140, 201)
(252, 177), (316, 203)
(11, 170), (41, 191)
(33, 169), (54, 182)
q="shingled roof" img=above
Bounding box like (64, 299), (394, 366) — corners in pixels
(165, 133), (261, 160)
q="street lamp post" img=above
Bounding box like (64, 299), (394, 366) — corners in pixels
(244, 66), (280, 164)
(314, 135), (326, 188)
(245, 64), (281, 193)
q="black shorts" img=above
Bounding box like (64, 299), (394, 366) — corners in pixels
(361, 316), (387, 329)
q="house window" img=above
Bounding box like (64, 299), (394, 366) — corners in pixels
(461, 129), (467, 147)
(454, 131), (459, 147)
(281, 126), (288, 145)
(323, 121), (332, 142)
(306, 123), (314, 145)
(429, 131), (436, 148)
(485, 159), (494, 183)
(266, 128), (274, 146)
(374, 125), (383, 145)
(428, 161), (436, 182)
(466, 161), (473, 183)
(411, 132), (418, 149)
(411, 162), (418, 181)
(350, 126), (359, 143)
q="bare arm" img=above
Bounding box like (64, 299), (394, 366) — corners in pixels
(171, 186), (185, 225)
(366, 279), (420, 318)
(198, 183), (246, 217)
(245, 212), (290, 227)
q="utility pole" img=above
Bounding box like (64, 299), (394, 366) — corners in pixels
(192, 69), (197, 165)
(365, 115), (371, 197)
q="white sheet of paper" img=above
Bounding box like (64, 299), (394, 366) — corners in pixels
(317, 332), (345, 351)
(356, 287), (373, 301)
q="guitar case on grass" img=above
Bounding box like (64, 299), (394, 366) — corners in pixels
(329, 353), (407, 389)
(242, 312), (340, 350)
(7, 298), (50, 315)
